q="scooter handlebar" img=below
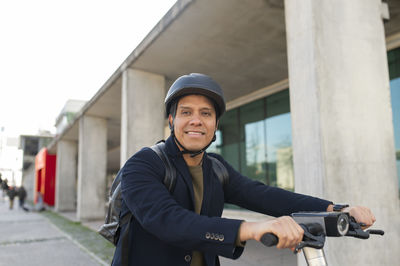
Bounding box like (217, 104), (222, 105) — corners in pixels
(259, 213), (384, 250)
(260, 233), (279, 247)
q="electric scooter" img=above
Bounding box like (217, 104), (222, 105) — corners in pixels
(260, 212), (384, 266)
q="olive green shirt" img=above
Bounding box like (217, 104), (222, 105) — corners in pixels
(188, 165), (245, 266)
(188, 165), (206, 266)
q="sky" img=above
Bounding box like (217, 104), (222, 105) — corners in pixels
(0, 0), (177, 137)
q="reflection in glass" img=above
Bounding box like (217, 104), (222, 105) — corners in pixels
(265, 91), (293, 191)
(240, 99), (266, 183)
(390, 78), (400, 195)
(266, 113), (293, 190)
(215, 109), (240, 171)
(388, 48), (400, 196)
(210, 89), (294, 192)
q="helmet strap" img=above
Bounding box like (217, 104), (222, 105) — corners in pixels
(173, 133), (216, 158)
(170, 119), (217, 158)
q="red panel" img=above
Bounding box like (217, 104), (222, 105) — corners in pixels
(35, 148), (47, 170)
(34, 169), (42, 204)
(44, 154), (56, 206)
(35, 148), (57, 206)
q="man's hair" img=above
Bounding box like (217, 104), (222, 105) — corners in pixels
(169, 101), (178, 119)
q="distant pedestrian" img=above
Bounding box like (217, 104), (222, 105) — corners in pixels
(18, 186), (29, 212)
(7, 186), (16, 210)
(1, 179), (10, 202)
(0, 175), (3, 201)
(1, 178), (9, 191)
(35, 192), (45, 212)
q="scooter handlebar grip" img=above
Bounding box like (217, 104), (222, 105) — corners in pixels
(260, 233), (279, 247)
(368, 229), (384, 236)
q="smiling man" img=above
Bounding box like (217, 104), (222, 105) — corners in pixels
(112, 73), (375, 266)
(171, 94), (216, 161)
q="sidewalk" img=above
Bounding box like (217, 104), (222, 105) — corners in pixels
(0, 199), (111, 266)
(0, 198), (295, 266)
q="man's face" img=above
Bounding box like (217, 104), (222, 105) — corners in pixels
(169, 94), (217, 151)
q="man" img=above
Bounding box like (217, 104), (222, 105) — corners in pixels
(1, 178), (10, 204)
(112, 73), (375, 266)
(18, 186), (29, 212)
(7, 186), (16, 210)
(0, 174), (3, 202)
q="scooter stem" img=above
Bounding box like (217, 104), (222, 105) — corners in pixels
(303, 247), (328, 266)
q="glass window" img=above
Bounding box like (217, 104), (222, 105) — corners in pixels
(240, 99), (266, 183)
(219, 108), (240, 171)
(388, 48), (400, 195)
(265, 90), (293, 191)
(210, 89), (293, 192)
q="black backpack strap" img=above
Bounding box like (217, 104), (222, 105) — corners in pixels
(208, 155), (229, 188)
(115, 141), (177, 266)
(150, 141), (177, 193)
(120, 213), (133, 266)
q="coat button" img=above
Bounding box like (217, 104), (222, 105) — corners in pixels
(219, 234), (224, 241)
(211, 233), (215, 240)
(205, 232), (211, 239)
(184, 255), (191, 262)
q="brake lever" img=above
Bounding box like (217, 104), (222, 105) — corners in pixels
(346, 228), (370, 239)
(346, 217), (384, 239)
(294, 223), (326, 254)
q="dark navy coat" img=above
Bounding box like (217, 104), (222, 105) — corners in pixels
(112, 136), (331, 266)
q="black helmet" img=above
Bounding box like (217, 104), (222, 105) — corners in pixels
(165, 73), (226, 118)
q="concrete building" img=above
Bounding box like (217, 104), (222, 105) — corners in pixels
(55, 100), (87, 136)
(46, 0), (400, 265)
(19, 133), (53, 202)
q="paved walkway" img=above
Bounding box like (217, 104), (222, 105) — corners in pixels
(0, 197), (296, 266)
(0, 199), (105, 266)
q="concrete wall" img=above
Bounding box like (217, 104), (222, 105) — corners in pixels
(55, 140), (77, 212)
(120, 68), (165, 166)
(285, 0), (400, 265)
(77, 115), (107, 221)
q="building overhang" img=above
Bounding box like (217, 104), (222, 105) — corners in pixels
(48, 0), (400, 170)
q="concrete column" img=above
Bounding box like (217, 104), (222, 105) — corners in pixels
(121, 68), (165, 166)
(77, 115), (107, 221)
(55, 140), (77, 212)
(285, 0), (400, 265)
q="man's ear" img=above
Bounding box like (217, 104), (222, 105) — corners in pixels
(215, 120), (220, 131)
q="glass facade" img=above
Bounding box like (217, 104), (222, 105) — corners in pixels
(209, 47), (400, 198)
(209, 89), (294, 191)
(388, 48), (400, 195)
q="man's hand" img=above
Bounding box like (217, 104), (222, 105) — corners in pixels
(346, 206), (376, 229)
(239, 216), (304, 250)
(327, 205), (376, 229)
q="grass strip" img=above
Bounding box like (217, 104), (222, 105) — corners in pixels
(41, 211), (115, 264)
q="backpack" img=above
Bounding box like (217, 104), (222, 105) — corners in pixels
(98, 141), (229, 247)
